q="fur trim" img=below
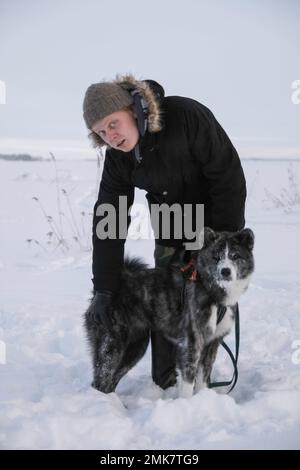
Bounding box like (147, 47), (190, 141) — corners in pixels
(88, 74), (163, 149)
(115, 75), (163, 134)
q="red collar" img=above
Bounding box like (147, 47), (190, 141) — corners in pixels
(180, 259), (198, 281)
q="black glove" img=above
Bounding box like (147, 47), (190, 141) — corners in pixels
(87, 290), (114, 330)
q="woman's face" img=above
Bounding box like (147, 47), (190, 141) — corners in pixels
(92, 109), (139, 152)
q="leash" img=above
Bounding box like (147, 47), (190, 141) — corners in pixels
(180, 261), (240, 393)
(208, 304), (240, 393)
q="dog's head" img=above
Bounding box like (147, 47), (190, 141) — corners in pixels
(191, 227), (255, 304)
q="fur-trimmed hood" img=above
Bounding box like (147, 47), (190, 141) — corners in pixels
(88, 75), (165, 149)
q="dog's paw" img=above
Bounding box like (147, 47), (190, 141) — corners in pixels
(178, 380), (194, 399)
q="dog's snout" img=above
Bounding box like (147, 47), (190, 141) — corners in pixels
(221, 267), (231, 279)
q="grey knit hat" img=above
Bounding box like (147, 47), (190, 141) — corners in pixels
(83, 82), (134, 129)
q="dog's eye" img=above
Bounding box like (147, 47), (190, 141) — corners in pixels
(232, 253), (241, 260)
(213, 255), (221, 262)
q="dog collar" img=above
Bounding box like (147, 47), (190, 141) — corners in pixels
(180, 259), (198, 282)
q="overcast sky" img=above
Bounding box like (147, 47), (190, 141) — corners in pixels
(0, 0), (299, 157)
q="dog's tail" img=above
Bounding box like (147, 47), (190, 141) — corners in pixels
(123, 256), (149, 274)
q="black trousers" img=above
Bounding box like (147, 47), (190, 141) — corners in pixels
(151, 244), (178, 389)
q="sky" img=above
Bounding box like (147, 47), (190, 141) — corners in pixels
(0, 0), (299, 158)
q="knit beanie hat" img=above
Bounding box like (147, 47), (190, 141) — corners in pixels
(83, 82), (134, 129)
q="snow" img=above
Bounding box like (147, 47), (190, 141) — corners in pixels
(0, 156), (300, 450)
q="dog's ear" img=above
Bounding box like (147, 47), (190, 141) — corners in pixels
(234, 228), (255, 251)
(203, 227), (218, 248)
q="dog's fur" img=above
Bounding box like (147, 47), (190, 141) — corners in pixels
(84, 227), (254, 397)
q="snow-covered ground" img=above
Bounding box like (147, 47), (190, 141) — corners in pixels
(0, 155), (300, 450)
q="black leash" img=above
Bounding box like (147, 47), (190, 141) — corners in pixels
(208, 303), (240, 393)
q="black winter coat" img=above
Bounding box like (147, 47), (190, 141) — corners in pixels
(91, 76), (246, 292)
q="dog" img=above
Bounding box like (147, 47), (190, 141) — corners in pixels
(84, 227), (254, 397)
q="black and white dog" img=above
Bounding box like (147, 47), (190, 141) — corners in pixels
(84, 227), (254, 398)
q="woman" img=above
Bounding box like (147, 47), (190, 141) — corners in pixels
(82, 75), (246, 390)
